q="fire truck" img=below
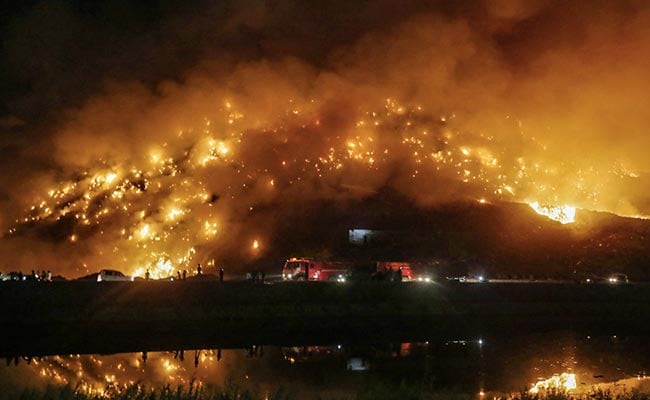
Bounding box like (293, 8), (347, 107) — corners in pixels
(282, 258), (349, 282)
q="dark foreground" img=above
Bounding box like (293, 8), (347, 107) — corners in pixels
(1, 280), (649, 356)
(6, 382), (650, 400)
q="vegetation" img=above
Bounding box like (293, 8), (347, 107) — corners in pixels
(10, 380), (295, 400)
(500, 388), (650, 400)
(9, 383), (650, 400)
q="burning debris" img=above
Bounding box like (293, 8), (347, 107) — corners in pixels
(528, 202), (576, 225)
(2, 2), (650, 277)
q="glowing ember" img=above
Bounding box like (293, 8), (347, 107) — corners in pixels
(529, 372), (577, 394)
(5, 94), (635, 277)
(529, 202), (576, 224)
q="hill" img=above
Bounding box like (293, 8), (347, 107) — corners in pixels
(246, 190), (650, 280)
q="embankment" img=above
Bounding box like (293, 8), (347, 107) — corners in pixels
(0, 280), (648, 356)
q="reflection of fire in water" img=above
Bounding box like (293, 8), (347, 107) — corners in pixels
(13, 350), (225, 397)
(529, 372), (577, 394)
(528, 202), (577, 224)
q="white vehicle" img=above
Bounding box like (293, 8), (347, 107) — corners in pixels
(607, 273), (629, 284)
(97, 269), (134, 282)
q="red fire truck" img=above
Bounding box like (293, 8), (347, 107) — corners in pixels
(282, 258), (349, 282)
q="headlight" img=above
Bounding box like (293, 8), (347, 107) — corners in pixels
(288, 273), (292, 279)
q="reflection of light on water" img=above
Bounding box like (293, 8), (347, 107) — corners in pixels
(8, 350), (231, 398)
(162, 359), (179, 374)
(529, 372), (577, 394)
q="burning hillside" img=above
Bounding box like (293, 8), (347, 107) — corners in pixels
(1, 1), (650, 278)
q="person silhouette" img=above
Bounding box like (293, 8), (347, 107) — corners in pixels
(197, 264), (202, 275)
(219, 267), (224, 283)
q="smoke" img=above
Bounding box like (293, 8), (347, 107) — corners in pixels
(2, 0), (650, 277)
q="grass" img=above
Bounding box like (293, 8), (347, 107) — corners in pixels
(495, 388), (650, 400)
(8, 382), (650, 400)
(9, 379), (296, 400)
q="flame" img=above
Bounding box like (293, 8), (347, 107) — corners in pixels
(529, 372), (577, 394)
(7, 95), (647, 277)
(138, 224), (151, 240)
(529, 202), (576, 224)
(166, 208), (184, 221)
(204, 220), (218, 237)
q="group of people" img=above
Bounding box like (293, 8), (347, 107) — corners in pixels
(371, 266), (403, 281)
(143, 264), (225, 282)
(246, 271), (265, 283)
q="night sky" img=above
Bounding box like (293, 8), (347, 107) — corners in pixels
(1, 0), (650, 277)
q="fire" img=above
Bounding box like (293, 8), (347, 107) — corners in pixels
(138, 224), (151, 240)
(529, 372), (577, 394)
(204, 221), (218, 237)
(5, 94), (645, 277)
(166, 208), (184, 221)
(529, 202), (576, 224)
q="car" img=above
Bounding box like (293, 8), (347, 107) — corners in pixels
(0, 272), (23, 281)
(607, 273), (629, 284)
(97, 269), (134, 282)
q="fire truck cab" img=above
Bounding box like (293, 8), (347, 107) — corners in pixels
(282, 258), (348, 282)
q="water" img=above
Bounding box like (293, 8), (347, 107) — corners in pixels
(2, 332), (650, 399)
